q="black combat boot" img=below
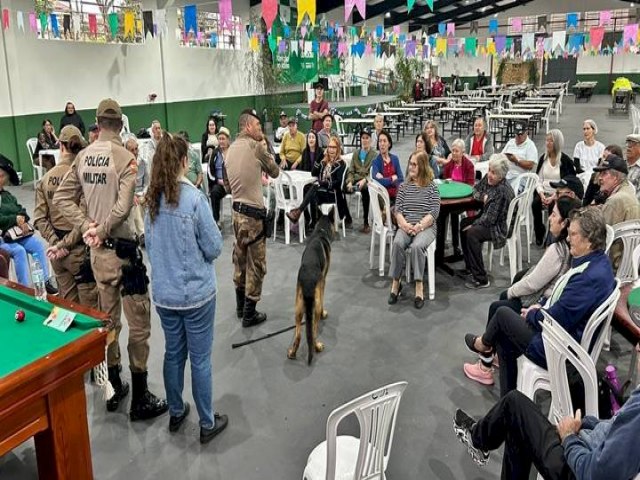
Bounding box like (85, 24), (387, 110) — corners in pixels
(129, 371), (169, 421)
(235, 289), (245, 319)
(242, 298), (267, 328)
(106, 365), (129, 412)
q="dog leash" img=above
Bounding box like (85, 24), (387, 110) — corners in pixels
(231, 321), (306, 349)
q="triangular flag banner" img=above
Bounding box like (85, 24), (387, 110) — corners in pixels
(63, 14), (70, 35)
(108, 12), (118, 38)
(624, 24), (638, 46)
(552, 30), (566, 52)
(297, 0), (316, 27)
(29, 12), (36, 32)
(447, 22), (455, 36)
(219, 0), (232, 30)
(522, 33), (535, 55)
(88, 13), (97, 36)
(267, 33), (277, 52)
(376, 24), (383, 38)
(143, 11), (153, 37)
(2, 9), (9, 30)
(488, 18), (498, 35)
(249, 35), (259, 51)
(278, 39), (286, 54)
(124, 11), (135, 38)
(183, 5), (197, 34)
(425, 0), (433, 12)
(17, 11), (24, 32)
(435, 37), (447, 55)
(495, 35), (506, 53)
(567, 33), (584, 53)
(73, 12), (81, 36)
(365, 41), (373, 56)
(354, 0), (366, 20)
(486, 38), (496, 55)
(408, 0), (416, 12)
(599, 11), (612, 27)
(156, 9), (167, 37)
(338, 41), (348, 57)
(465, 37), (477, 56)
(537, 15), (547, 31)
(39, 12), (47, 32)
(511, 17), (522, 33)
(263, 0), (277, 32)
(345, 0), (355, 22)
(470, 21), (478, 35)
(406, 40), (416, 56)
(50, 13), (59, 37)
(566, 13), (578, 30)
(438, 23), (445, 36)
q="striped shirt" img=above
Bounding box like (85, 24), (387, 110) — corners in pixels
(395, 181), (441, 226)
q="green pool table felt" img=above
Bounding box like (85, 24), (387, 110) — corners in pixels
(436, 180), (474, 199)
(0, 286), (103, 378)
(629, 287), (640, 308)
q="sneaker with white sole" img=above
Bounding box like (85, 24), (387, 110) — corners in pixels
(463, 360), (495, 386)
(453, 409), (490, 466)
(465, 278), (491, 289)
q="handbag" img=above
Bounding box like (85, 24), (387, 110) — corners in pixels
(3, 223), (35, 242)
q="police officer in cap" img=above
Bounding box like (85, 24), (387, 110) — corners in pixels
(225, 109), (279, 327)
(55, 98), (168, 420)
(33, 125), (98, 308)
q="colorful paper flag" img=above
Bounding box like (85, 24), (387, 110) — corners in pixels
(39, 12), (47, 32)
(50, 13), (59, 37)
(438, 23), (446, 36)
(599, 11), (612, 27)
(566, 13), (578, 30)
(16, 11), (24, 32)
(435, 37), (447, 55)
(447, 22), (455, 36)
(124, 11), (135, 38)
(488, 18), (498, 35)
(183, 5), (197, 34)
(29, 12), (36, 32)
(495, 35), (506, 53)
(511, 17), (522, 33)
(624, 24), (638, 46)
(297, 0), (316, 27)
(552, 30), (566, 53)
(408, 0), (416, 12)
(2, 9), (9, 30)
(465, 37), (477, 56)
(88, 13), (97, 36)
(219, 0), (232, 30)
(262, 0), (278, 32)
(108, 12), (118, 38)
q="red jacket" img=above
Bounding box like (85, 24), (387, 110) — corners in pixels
(443, 155), (475, 186)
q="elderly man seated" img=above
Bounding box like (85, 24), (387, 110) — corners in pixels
(596, 155), (640, 226)
(625, 133), (640, 198)
(502, 123), (538, 190)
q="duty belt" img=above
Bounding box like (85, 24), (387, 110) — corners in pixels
(232, 202), (266, 220)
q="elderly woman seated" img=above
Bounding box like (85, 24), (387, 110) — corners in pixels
(438, 138), (476, 262)
(463, 207), (616, 397)
(464, 117), (494, 166)
(463, 196), (582, 386)
(460, 154), (515, 289)
(286, 135), (351, 229)
(388, 151), (441, 309)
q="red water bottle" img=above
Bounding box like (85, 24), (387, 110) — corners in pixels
(605, 365), (621, 414)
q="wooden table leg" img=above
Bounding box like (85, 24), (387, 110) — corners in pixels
(35, 375), (94, 480)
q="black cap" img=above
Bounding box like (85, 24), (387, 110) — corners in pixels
(514, 123), (526, 134)
(0, 155), (20, 186)
(549, 175), (584, 199)
(241, 108), (261, 121)
(88, 123), (98, 132)
(593, 154), (629, 175)
(360, 127), (372, 138)
(313, 81), (324, 90)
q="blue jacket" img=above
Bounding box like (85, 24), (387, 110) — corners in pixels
(563, 386), (640, 479)
(524, 250), (615, 368)
(144, 178), (222, 309)
(371, 153), (404, 189)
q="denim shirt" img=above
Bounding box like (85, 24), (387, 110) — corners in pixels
(144, 178), (222, 310)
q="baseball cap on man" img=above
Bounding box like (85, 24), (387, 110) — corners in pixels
(514, 123), (526, 134)
(279, 111), (287, 118)
(593, 154), (629, 175)
(96, 98), (123, 119)
(360, 127), (372, 138)
(549, 175), (584, 199)
(287, 117), (298, 125)
(241, 108), (260, 121)
(626, 133), (640, 144)
(217, 126), (231, 138)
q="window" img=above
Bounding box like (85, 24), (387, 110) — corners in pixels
(38, 0), (144, 44)
(583, 9), (630, 32)
(176, 9), (243, 50)
(507, 15), (538, 35)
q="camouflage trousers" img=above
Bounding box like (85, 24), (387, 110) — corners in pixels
(51, 244), (98, 309)
(232, 212), (267, 301)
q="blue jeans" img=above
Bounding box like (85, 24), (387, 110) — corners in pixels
(0, 236), (50, 286)
(157, 297), (216, 429)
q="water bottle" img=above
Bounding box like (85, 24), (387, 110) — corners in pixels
(605, 364), (622, 414)
(31, 254), (47, 301)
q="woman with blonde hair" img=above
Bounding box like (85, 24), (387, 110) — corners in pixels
(423, 119), (450, 178)
(286, 135), (352, 229)
(388, 151), (441, 309)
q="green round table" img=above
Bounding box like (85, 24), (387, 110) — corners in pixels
(436, 180), (474, 199)
(629, 288), (640, 327)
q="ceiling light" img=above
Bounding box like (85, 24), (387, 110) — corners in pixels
(482, 6), (487, 11)
(385, 12), (391, 18)
(494, 13), (498, 17)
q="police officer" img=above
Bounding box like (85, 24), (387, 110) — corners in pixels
(225, 109), (279, 327)
(33, 125), (98, 308)
(55, 99), (167, 421)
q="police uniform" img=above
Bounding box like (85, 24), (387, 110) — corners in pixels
(33, 125), (98, 308)
(54, 98), (167, 420)
(225, 116), (279, 327)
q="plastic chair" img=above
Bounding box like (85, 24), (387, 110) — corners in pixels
(512, 172), (538, 264)
(487, 192), (526, 282)
(632, 243), (640, 281)
(26, 138), (43, 189)
(611, 220), (640, 283)
(403, 241), (436, 300)
(319, 166), (348, 238)
(517, 278), (621, 410)
(368, 181), (394, 276)
(605, 224), (615, 254)
(273, 171), (305, 245)
(302, 381), (408, 480)
(577, 171), (592, 191)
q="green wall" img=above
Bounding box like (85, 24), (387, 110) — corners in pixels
(0, 90), (306, 183)
(575, 74), (640, 95)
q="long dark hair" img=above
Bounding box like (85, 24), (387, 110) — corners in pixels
(415, 132), (432, 155)
(552, 196), (583, 255)
(202, 116), (216, 138)
(145, 132), (188, 222)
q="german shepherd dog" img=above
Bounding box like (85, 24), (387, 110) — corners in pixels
(287, 209), (335, 364)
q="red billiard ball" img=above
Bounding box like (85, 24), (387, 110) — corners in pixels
(15, 310), (25, 322)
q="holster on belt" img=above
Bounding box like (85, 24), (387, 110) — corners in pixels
(232, 202), (274, 245)
(104, 237), (149, 296)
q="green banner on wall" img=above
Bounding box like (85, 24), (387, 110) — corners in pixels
(319, 56), (340, 75)
(276, 51), (318, 84)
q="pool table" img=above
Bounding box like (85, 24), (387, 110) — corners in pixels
(0, 278), (110, 480)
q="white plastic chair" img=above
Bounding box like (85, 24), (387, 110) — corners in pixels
(404, 241), (436, 300)
(577, 171), (592, 191)
(302, 381), (408, 480)
(319, 166), (348, 238)
(540, 105), (551, 134)
(513, 172), (538, 263)
(368, 181), (394, 276)
(517, 278), (621, 410)
(632, 243), (640, 281)
(487, 192), (526, 282)
(611, 220), (640, 283)
(605, 224), (615, 254)
(26, 138), (43, 189)
(120, 113), (130, 136)
(273, 171), (305, 245)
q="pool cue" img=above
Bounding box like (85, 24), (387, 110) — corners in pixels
(231, 321), (305, 349)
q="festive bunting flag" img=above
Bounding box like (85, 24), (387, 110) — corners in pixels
(297, 0), (316, 27)
(488, 18), (498, 35)
(599, 10), (612, 26)
(376, 24), (383, 38)
(486, 38), (496, 55)
(17, 11), (24, 32)
(72, 12), (81, 36)
(156, 9), (167, 37)
(624, 23), (638, 46)
(219, 0), (232, 30)
(88, 13), (97, 36)
(522, 33), (535, 55)
(406, 40), (416, 56)
(29, 12), (36, 32)
(365, 41), (373, 56)
(552, 30), (566, 52)
(338, 41), (348, 57)
(495, 35), (506, 53)
(63, 13), (70, 35)
(142, 11), (153, 37)
(537, 15), (547, 31)
(408, 0), (416, 12)
(566, 13), (578, 30)
(464, 37), (477, 56)
(39, 12), (47, 32)
(2, 9), (9, 30)
(262, 0), (278, 32)
(446, 22), (455, 36)
(183, 5), (197, 34)
(278, 39), (287, 53)
(470, 21), (478, 35)
(567, 33), (584, 53)
(345, 0), (365, 22)
(108, 12), (118, 38)
(50, 13), (59, 37)
(249, 35), (259, 51)
(393, 25), (400, 36)
(424, 0), (433, 12)
(435, 37), (446, 55)
(511, 17), (522, 33)
(124, 11), (135, 38)
(438, 22), (445, 36)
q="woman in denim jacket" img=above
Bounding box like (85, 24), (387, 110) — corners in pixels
(144, 134), (227, 444)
